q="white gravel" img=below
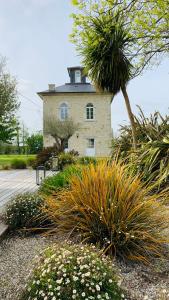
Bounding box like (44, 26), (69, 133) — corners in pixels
(0, 235), (57, 300)
(0, 236), (169, 300)
(115, 256), (169, 300)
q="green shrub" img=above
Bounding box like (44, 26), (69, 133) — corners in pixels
(21, 243), (123, 300)
(40, 165), (83, 196)
(5, 193), (48, 231)
(112, 107), (169, 190)
(112, 107), (169, 156)
(44, 161), (169, 263)
(26, 157), (36, 167)
(68, 149), (79, 156)
(11, 158), (27, 169)
(78, 156), (97, 165)
(133, 138), (169, 191)
(58, 152), (77, 169)
(3, 165), (10, 170)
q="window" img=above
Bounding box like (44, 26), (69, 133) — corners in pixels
(60, 103), (68, 120)
(75, 70), (81, 83)
(86, 103), (94, 120)
(87, 138), (95, 148)
(63, 139), (68, 150)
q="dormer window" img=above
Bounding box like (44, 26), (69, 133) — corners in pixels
(75, 70), (81, 83)
(60, 103), (68, 120)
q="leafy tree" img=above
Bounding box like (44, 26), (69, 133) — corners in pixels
(0, 57), (19, 143)
(0, 115), (18, 143)
(71, 0), (169, 76)
(45, 117), (78, 152)
(26, 133), (43, 154)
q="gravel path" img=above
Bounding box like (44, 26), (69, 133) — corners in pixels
(115, 257), (169, 300)
(0, 235), (57, 300)
(0, 236), (169, 300)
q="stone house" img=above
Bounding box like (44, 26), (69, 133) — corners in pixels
(38, 66), (112, 157)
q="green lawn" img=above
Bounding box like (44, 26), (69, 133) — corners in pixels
(0, 155), (36, 168)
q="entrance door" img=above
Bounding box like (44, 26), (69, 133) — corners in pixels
(86, 138), (95, 157)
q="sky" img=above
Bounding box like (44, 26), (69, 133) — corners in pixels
(0, 0), (169, 135)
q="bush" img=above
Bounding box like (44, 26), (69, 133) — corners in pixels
(129, 138), (169, 191)
(43, 161), (169, 263)
(0, 142), (18, 154)
(78, 156), (97, 165)
(5, 193), (48, 231)
(112, 107), (169, 156)
(68, 149), (79, 156)
(26, 157), (36, 167)
(58, 152), (77, 170)
(11, 158), (27, 169)
(40, 165), (83, 196)
(34, 146), (60, 169)
(21, 243), (123, 300)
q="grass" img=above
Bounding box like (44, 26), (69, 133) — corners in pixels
(0, 155), (36, 168)
(43, 161), (169, 263)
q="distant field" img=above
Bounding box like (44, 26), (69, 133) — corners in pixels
(0, 155), (36, 168)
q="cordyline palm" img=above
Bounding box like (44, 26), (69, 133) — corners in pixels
(80, 14), (137, 149)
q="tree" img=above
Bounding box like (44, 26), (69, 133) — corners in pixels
(71, 0), (169, 76)
(73, 12), (137, 148)
(45, 118), (78, 152)
(0, 115), (18, 143)
(0, 56), (19, 143)
(26, 133), (43, 154)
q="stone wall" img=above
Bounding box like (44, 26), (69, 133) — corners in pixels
(42, 93), (112, 157)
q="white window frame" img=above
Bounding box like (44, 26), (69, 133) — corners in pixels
(75, 70), (81, 83)
(60, 103), (68, 120)
(87, 138), (95, 149)
(86, 103), (94, 120)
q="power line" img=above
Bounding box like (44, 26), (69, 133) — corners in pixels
(18, 92), (42, 110)
(19, 104), (42, 115)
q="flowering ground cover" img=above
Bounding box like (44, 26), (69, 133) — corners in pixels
(0, 236), (169, 300)
(21, 243), (123, 300)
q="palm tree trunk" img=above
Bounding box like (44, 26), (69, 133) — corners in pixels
(121, 86), (137, 150)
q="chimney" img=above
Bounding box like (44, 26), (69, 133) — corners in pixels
(48, 84), (56, 92)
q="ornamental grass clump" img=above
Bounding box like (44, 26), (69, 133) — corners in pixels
(21, 243), (123, 300)
(43, 162), (169, 263)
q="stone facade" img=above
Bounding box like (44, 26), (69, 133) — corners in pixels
(38, 67), (112, 157)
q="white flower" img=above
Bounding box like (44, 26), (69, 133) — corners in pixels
(82, 292), (86, 297)
(73, 276), (78, 281)
(56, 278), (63, 284)
(96, 285), (100, 291)
(108, 279), (112, 283)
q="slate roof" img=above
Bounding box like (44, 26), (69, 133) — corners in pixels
(38, 83), (96, 95)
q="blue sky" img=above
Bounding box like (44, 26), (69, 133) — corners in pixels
(0, 0), (169, 135)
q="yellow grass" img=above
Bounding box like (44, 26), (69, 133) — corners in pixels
(43, 161), (169, 263)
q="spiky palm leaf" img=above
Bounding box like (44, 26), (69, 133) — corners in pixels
(80, 14), (133, 94)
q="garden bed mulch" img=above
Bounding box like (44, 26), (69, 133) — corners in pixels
(0, 235), (169, 300)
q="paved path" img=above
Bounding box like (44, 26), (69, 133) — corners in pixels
(0, 169), (54, 210)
